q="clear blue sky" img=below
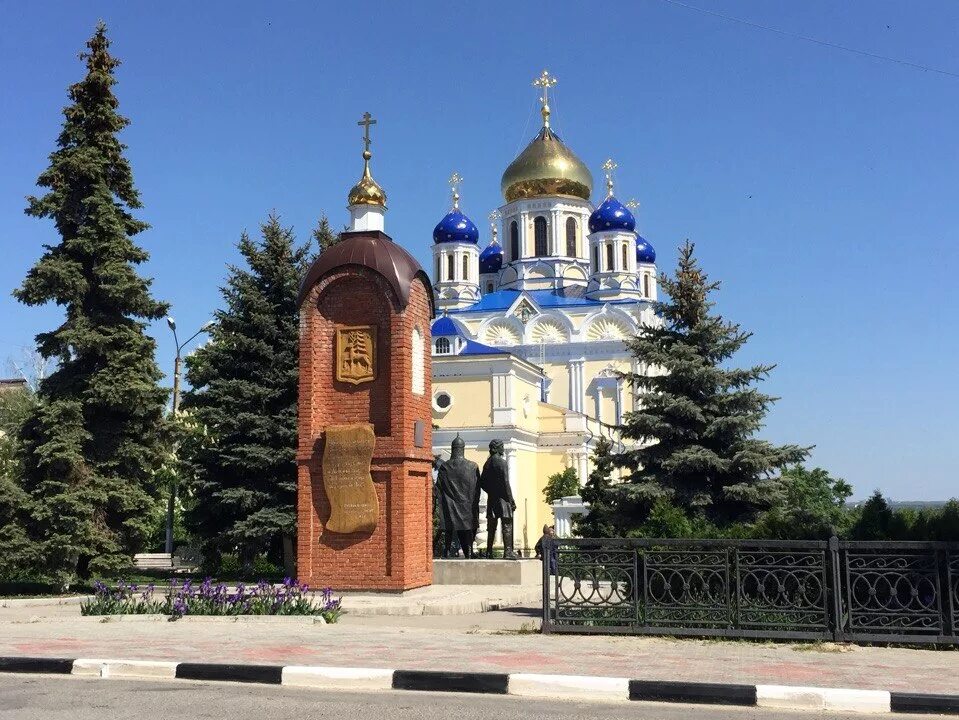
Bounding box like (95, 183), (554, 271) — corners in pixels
(1, 1), (957, 500)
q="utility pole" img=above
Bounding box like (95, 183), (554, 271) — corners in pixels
(165, 316), (211, 559)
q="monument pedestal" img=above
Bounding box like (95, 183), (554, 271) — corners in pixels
(433, 559), (542, 586)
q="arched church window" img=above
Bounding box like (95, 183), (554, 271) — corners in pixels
(462, 255), (469, 283)
(435, 257), (441, 282)
(622, 244), (628, 271)
(412, 327), (425, 395)
(486, 282), (494, 294)
(534, 216), (548, 257)
(643, 273), (651, 297)
(435, 337), (451, 354)
(565, 217), (577, 257)
(592, 246), (598, 271)
(447, 254), (454, 281)
(510, 221), (519, 261)
(605, 244), (614, 271)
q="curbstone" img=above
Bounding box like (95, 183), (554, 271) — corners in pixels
(0, 654), (956, 714)
(891, 692), (959, 715)
(629, 679), (757, 706)
(72, 659), (178, 680)
(282, 666), (394, 690)
(393, 670), (509, 694)
(821, 687), (891, 713)
(175, 662), (283, 685)
(0, 596), (91, 608)
(757, 684), (828, 710)
(509, 673), (629, 702)
(0, 656), (75, 674)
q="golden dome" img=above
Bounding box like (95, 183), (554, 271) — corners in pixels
(500, 127), (593, 203)
(348, 150), (387, 207)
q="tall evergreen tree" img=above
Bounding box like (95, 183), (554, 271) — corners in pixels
(574, 437), (619, 537)
(0, 386), (37, 581)
(612, 242), (808, 530)
(13, 23), (168, 585)
(183, 214), (310, 574)
(313, 214), (340, 253)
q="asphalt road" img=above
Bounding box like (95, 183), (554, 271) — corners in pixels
(0, 675), (946, 720)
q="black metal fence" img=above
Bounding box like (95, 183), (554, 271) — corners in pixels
(541, 537), (959, 644)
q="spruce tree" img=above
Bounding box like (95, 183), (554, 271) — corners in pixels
(0, 387), (37, 581)
(613, 242), (808, 530)
(183, 214), (310, 574)
(574, 437), (619, 537)
(13, 23), (168, 584)
(313, 214), (340, 252)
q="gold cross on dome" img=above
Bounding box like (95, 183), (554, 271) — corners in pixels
(533, 70), (558, 129)
(488, 210), (501, 238)
(448, 171), (463, 209)
(358, 112), (377, 154)
(603, 158), (618, 197)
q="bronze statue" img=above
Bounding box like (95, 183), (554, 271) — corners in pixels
(480, 439), (517, 560)
(435, 435), (481, 558)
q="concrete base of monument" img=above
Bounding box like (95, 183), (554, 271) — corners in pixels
(340, 584), (540, 616)
(433, 559), (542, 586)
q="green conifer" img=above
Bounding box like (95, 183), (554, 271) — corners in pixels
(13, 23), (168, 584)
(574, 437), (619, 537)
(183, 214), (310, 574)
(614, 242), (808, 530)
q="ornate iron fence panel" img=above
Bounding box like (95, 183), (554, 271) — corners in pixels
(542, 537), (959, 644)
(643, 548), (730, 628)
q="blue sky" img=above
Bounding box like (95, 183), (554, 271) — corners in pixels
(1, 1), (957, 500)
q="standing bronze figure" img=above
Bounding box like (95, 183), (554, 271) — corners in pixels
(480, 439), (517, 560)
(435, 435), (481, 558)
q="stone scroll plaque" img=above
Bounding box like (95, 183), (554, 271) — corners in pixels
(321, 424), (378, 534)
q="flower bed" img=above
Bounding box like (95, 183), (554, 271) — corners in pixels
(81, 578), (342, 622)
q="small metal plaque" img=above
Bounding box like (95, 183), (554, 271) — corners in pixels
(335, 325), (376, 385)
(414, 420), (425, 448)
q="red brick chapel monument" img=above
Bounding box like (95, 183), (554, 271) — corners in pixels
(296, 113), (435, 590)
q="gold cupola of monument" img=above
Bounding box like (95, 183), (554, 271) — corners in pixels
(348, 112), (387, 208)
(500, 70), (593, 203)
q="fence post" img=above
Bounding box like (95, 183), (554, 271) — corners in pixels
(541, 535), (552, 634)
(941, 548), (955, 641)
(828, 535), (842, 642)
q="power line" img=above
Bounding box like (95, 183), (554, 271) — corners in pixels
(656, 0), (959, 79)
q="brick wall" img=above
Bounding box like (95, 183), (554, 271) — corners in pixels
(297, 261), (433, 591)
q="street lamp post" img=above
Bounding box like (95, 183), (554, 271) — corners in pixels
(165, 316), (212, 558)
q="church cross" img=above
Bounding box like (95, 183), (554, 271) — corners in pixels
(358, 111), (377, 154)
(533, 70), (558, 128)
(448, 171), (463, 209)
(603, 158), (618, 197)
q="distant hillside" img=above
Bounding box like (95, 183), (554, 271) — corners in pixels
(846, 500), (949, 510)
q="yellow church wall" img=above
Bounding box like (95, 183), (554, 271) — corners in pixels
(432, 376), (492, 427)
(541, 361), (569, 409)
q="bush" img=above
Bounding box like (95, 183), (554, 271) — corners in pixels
(80, 577), (342, 622)
(543, 467), (579, 505)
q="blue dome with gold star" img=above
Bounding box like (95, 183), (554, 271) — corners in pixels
(588, 196), (635, 233)
(635, 236), (656, 264)
(433, 209), (479, 244)
(479, 239), (504, 274)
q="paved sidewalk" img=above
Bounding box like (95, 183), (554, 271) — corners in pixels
(1, 603), (956, 694)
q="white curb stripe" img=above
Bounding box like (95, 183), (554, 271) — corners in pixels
(757, 685), (891, 713)
(281, 665), (394, 690)
(72, 659), (179, 680)
(509, 673), (629, 702)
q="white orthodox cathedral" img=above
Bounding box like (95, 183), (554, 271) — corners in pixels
(343, 73), (661, 545)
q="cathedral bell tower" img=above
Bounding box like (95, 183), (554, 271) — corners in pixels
(586, 159), (643, 301)
(431, 172), (481, 311)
